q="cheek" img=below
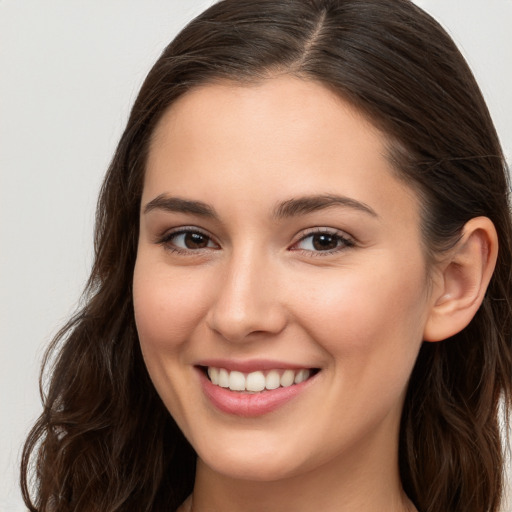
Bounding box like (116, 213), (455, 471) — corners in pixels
(132, 256), (216, 419)
(132, 257), (212, 352)
(292, 263), (428, 436)
(291, 256), (428, 368)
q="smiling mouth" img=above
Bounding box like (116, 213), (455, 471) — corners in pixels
(201, 366), (320, 393)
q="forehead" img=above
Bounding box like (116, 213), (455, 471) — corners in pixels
(150, 76), (381, 153)
(143, 76), (420, 226)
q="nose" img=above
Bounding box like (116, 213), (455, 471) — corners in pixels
(206, 249), (288, 343)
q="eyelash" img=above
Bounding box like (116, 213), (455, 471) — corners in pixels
(290, 228), (355, 257)
(157, 227), (219, 255)
(157, 227), (356, 256)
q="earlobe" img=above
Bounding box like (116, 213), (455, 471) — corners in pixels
(423, 217), (498, 342)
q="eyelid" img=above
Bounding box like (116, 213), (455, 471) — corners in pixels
(156, 226), (220, 253)
(289, 227), (356, 255)
(155, 225), (355, 256)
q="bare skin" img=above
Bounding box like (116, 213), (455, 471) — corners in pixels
(134, 76), (496, 512)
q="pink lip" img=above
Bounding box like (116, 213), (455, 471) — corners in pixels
(197, 367), (318, 418)
(196, 358), (310, 373)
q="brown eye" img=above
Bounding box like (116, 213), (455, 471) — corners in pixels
(183, 232), (210, 249)
(293, 230), (355, 254)
(311, 233), (339, 251)
(161, 230), (218, 252)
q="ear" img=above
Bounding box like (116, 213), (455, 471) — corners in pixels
(423, 217), (498, 342)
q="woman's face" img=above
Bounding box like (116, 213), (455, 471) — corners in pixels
(133, 76), (436, 482)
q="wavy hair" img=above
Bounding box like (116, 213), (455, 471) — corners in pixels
(21, 1), (512, 511)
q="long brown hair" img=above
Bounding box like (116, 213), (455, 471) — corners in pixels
(21, 1), (512, 511)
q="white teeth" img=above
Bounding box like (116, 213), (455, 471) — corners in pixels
(208, 367), (219, 385)
(246, 371), (266, 392)
(218, 368), (229, 388)
(229, 371), (246, 391)
(265, 370), (281, 390)
(206, 367), (314, 392)
(280, 369), (295, 387)
(294, 369), (310, 384)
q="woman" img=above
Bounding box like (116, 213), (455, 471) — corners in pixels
(21, 1), (512, 511)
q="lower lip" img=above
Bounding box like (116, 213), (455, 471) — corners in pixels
(198, 369), (317, 417)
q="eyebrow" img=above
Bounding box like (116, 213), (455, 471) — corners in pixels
(273, 194), (378, 219)
(143, 193), (377, 219)
(144, 194), (219, 218)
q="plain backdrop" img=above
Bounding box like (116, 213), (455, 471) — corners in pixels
(1, 1), (511, 510)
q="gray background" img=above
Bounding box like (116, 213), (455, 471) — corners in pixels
(1, 1), (511, 510)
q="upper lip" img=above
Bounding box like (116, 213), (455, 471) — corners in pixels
(195, 359), (317, 373)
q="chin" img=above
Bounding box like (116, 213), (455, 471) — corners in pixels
(199, 451), (308, 482)
(190, 427), (330, 484)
